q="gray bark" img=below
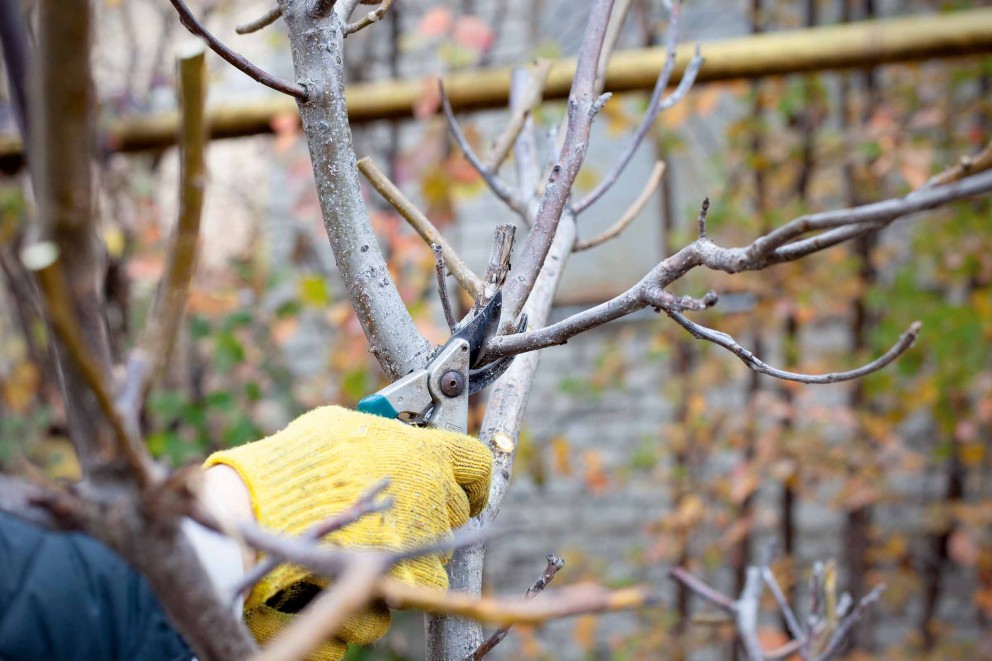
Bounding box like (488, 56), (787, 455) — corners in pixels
(281, 0), (431, 380)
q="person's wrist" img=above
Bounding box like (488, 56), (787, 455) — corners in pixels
(202, 464), (257, 572)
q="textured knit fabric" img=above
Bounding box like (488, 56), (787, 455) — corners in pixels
(204, 405), (492, 660)
(0, 512), (191, 661)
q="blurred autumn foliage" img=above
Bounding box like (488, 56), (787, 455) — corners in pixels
(1, 0), (991, 658)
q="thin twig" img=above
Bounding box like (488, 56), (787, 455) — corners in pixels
(667, 312), (921, 384)
(434, 244), (458, 333)
(486, 168), (992, 361)
(813, 585), (885, 661)
(572, 1), (699, 214)
(744, 168), (992, 267)
(168, 0), (306, 99)
(379, 578), (657, 626)
(667, 567), (736, 612)
(483, 60), (553, 172)
(357, 157), (482, 297)
(343, 0), (394, 36)
(473, 553), (565, 659)
(760, 542), (805, 641)
(126, 43), (207, 414)
(235, 5), (282, 34)
(231, 479), (392, 602)
(925, 139), (992, 188)
(697, 196), (709, 239)
(439, 82), (530, 220)
(574, 161), (664, 251)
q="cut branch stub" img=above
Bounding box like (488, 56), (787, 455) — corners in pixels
(474, 224), (516, 315)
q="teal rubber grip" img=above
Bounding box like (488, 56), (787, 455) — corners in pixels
(357, 393), (400, 419)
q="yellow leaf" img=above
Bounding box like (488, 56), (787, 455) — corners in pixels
(298, 274), (329, 307)
(600, 100), (634, 136)
(961, 442), (985, 468)
(573, 615), (598, 651)
(103, 226), (126, 259)
(674, 494), (704, 529)
(2, 362), (39, 413)
(551, 435), (573, 475)
(573, 165), (601, 194)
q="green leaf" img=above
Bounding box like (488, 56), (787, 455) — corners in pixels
(342, 368), (370, 403)
(298, 274), (330, 308)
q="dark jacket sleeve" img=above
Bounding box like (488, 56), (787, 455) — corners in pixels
(0, 511), (192, 661)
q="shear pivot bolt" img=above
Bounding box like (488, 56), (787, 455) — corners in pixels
(440, 371), (465, 397)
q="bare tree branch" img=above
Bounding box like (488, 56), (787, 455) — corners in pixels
(429, 60), (571, 659)
(236, 5), (282, 35)
(572, 1), (702, 215)
(487, 168), (992, 361)
(440, 83), (531, 220)
(472, 553), (565, 659)
(343, 0), (394, 37)
(736, 568), (765, 661)
(357, 156), (482, 297)
(168, 0), (305, 99)
(122, 43), (207, 421)
(573, 160), (664, 251)
(501, 0), (617, 324)
(760, 549), (804, 644)
(665, 313), (922, 384)
(738, 168), (992, 270)
(282, 6), (431, 380)
(384, 578), (657, 626)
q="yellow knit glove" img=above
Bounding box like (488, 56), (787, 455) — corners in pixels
(204, 406), (492, 660)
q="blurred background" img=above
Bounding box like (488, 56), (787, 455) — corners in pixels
(0, 0), (990, 658)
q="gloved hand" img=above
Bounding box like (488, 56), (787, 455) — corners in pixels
(204, 406), (492, 660)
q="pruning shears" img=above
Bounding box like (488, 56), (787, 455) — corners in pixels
(358, 291), (525, 434)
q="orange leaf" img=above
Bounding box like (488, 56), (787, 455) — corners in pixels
(416, 7), (451, 38)
(573, 615), (598, 651)
(452, 15), (494, 52)
(948, 529), (980, 567)
(582, 450), (609, 494)
(414, 75), (441, 120)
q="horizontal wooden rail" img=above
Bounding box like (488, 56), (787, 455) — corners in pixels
(2, 8), (991, 170)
